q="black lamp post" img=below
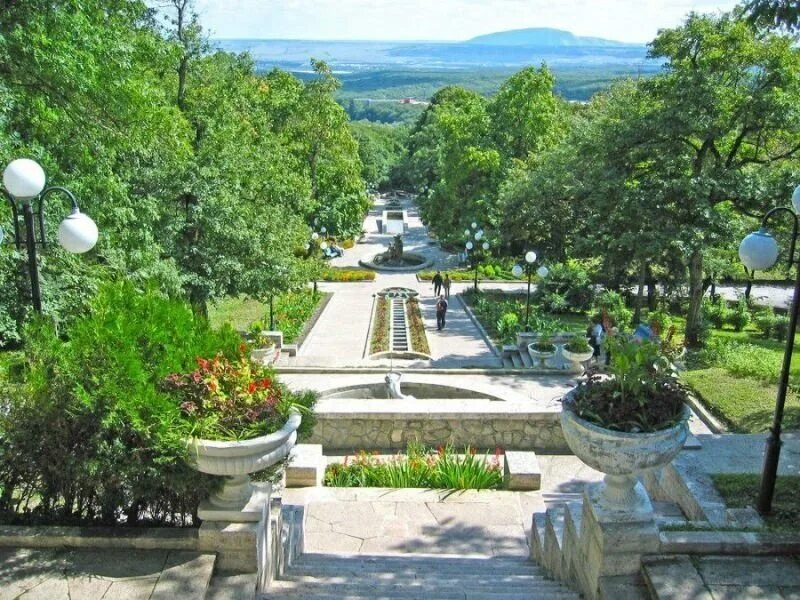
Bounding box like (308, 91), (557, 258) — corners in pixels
(1, 159), (98, 312)
(305, 222), (327, 295)
(464, 222), (489, 292)
(512, 251), (549, 331)
(738, 185), (800, 514)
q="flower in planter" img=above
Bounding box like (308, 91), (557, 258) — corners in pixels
(161, 353), (309, 441)
(567, 337), (687, 433)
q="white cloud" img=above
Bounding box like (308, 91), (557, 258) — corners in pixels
(193, 0), (740, 43)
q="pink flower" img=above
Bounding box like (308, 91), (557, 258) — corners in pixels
(180, 401), (197, 414)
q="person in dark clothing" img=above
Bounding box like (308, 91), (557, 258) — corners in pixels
(432, 271), (443, 297)
(436, 295), (448, 330)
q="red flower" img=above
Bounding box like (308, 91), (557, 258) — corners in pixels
(248, 382), (257, 394)
(436, 445), (445, 456)
(469, 447), (477, 456)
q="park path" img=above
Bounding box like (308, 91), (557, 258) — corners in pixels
(287, 194), (498, 367)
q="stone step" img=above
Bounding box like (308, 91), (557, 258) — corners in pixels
(150, 551), (216, 599)
(281, 572), (549, 586)
(503, 356), (514, 368)
(263, 590), (579, 600)
(519, 350), (534, 368)
(510, 352), (524, 369)
(530, 512), (547, 563)
(543, 506), (566, 579)
(641, 554), (712, 600)
(290, 554), (540, 575)
(264, 581), (579, 599)
(206, 571), (258, 600)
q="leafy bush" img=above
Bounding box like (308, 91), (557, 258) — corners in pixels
(703, 299), (731, 329)
(497, 312), (521, 345)
(0, 281), (242, 526)
(482, 265), (496, 278)
(647, 309), (673, 336)
(532, 260), (594, 313)
(342, 239), (356, 249)
(773, 315), (791, 342)
(726, 298), (752, 332)
(272, 291), (325, 344)
(593, 290), (633, 329)
(161, 354), (316, 441)
(324, 443), (503, 490)
(755, 310), (777, 339)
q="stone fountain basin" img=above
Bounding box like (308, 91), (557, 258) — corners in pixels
(320, 382), (505, 400)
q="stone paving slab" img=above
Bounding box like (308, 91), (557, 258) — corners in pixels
(0, 547), (215, 600)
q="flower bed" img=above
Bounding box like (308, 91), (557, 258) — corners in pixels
(370, 296), (390, 354)
(321, 267), (375, 282)
(324, 444), (503, 490)
(406, 298), (430, 355)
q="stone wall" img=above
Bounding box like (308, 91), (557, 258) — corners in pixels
(309, 413), (567, 452)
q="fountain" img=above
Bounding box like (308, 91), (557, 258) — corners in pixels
(384, 371), (416, 400)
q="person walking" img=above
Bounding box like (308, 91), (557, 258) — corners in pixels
(436, 295), (449, 331)
(443, 273), (451, 299)
(432, 271), (443, 297)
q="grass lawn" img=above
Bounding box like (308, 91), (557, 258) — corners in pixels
(209, 291), (327, 344)
(712, 474), (800, 533)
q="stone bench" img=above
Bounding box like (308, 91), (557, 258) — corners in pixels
(285, 444), (325, 488)
(503, 450), (541, 490)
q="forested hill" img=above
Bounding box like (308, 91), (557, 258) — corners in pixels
(465, 27), (635, 47)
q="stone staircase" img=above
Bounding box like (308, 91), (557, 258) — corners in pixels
(502, 347), (535, 369)
(263, 552), (581, 599)
(390, 297), (410, 352)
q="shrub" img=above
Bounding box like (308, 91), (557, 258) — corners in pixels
(647, 309), (673, 336)
(703, 299), (731, 329)
(726, 298), (752, 332)
(773, 315), (791, 342)
(593, 290), (633, 329)
(0, 281), (241, 526)
(755, 310), (777, 339)
(483, 265), (496, 278)
(322, 268), (375, 282)
(342, 239), (355, 249)
(532, 260), (594, 313)
(497, 312), (521, 345)
(272, 291), (325, 344)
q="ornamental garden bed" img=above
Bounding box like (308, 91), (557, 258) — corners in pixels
(321, 267), (376, 282)
(324, 444), (503, 490)
(405, 298), (430, 355)
(369, 296), (390, 354)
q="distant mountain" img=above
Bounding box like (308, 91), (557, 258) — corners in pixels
(466, 27), (632, 47)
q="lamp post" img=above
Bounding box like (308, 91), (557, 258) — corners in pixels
(512, 251), (548, 331)
(305, 222), (328, 295)
(738, 184), (800, 514)
(464, 222), (489, 292)
(1, 159), (98, 312)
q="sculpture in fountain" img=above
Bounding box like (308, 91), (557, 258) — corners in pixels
(385, 371), (416, 400)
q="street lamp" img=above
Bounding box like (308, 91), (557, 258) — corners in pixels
(464, 224), (490, 292)
(738, 184), (800, 514)
(512, 251), (547, 331)
(1, 159), (98, 312)
(305, 223), (328, 294)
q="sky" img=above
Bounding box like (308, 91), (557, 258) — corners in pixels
(193, 0), (742, 44)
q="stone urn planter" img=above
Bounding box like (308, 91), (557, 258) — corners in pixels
(560, 394), (689, 513)
(528, 342), (557, 367)
(187, 411), (302, 511)
(562, 344), (595, 366)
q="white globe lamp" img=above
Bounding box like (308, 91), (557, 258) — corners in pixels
(464, 229), (470, 237)
(471, 222), (477, 229)
(311, 232), (319, 241)
(537, 266), (549, 278)
(482, 241), (490, 251)
(525, 251), (536, 264)
(466, 241), (474, 251)
(3, 159), (46, 200)
(739, 229), (779, 271)
(792, 185), (800, 214)
(320, 241), (328, 250)
(57, 211), (98, 254)
(511, 264), (523, 278)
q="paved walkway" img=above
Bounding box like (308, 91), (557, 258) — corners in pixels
(287, 194), (496, 367)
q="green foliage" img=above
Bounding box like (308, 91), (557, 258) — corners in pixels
(565, 336), (592, 353)
(647, 309), (673, 335)
(726, 298), (752, 332)
(406, 298), (431, 355)
(322, 268), (376, 282)
(593, 290), (633, 329)
(496, 312), (521, 345)
(703, 299), (732, 330)
(570, 338), (686, 432)
(350, 121), (408, 189)
(161, 354), (316, 441)
(324, 444), (503, 490)
(773, 315), (791, 341)
(533, 261), (594, 313)
(689, 338), (787, 384)
(272, 291), (325, 345)
(370, 297), (390, 354)
(0, 281), (241, 525)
